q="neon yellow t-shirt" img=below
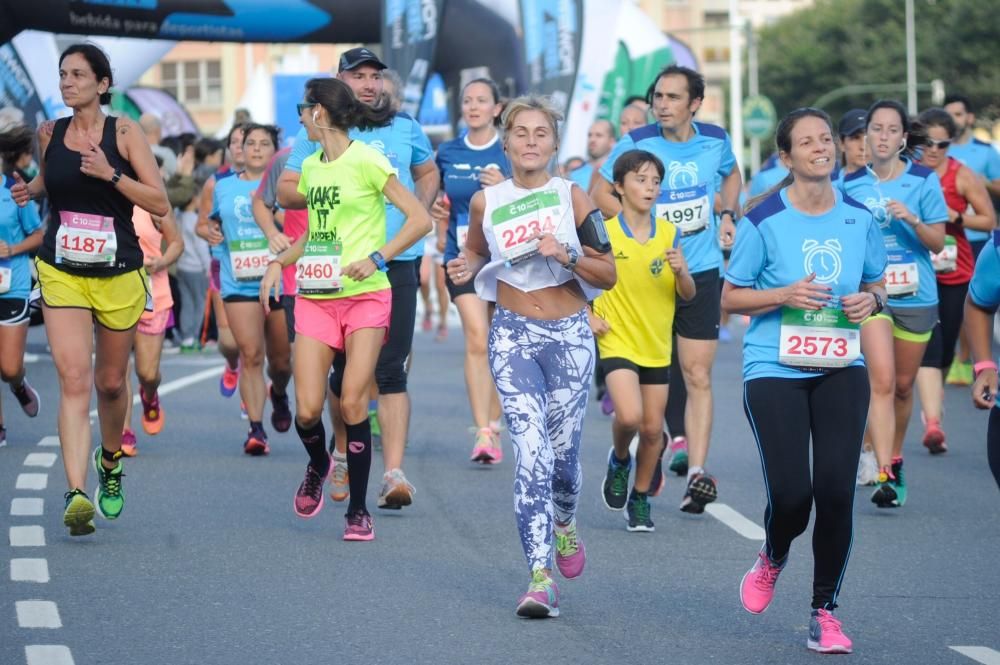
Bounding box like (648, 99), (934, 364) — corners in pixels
(593, 215), (680, 367)
(297, 141), (395, 299)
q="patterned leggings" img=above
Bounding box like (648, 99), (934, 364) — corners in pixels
(488, 306), (594, 572)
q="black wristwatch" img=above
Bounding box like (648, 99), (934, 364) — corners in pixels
(720, 209), (737, 222)
(954, 213), (964, 227)
(110, 168), (122, 185)
(562, 245), (580, 272)
(872, 292), (885, 315)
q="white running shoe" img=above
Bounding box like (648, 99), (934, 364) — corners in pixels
(377, 468), (415, 510)
(856, 448), (879, 486)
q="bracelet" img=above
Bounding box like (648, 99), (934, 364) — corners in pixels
(267, 259), (283, 270)
(954, 213), (964, 227)
(973, 360), (998, 377)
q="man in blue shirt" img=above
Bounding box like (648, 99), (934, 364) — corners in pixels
(277, 47), (439, 511)
(567, 119), (615, 191)
(944, 94), (1000, 252)
(592, 65), (743, 515)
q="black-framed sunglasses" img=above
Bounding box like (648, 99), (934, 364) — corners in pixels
(926, 138), (951, 150)
(296, 101), (316, 115)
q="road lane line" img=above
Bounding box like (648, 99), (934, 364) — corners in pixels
(11, 559), (50, 583)
(10, 526), (45, 547)
(16, 474), (48, 491)
(16, 600), (62, 628)
(705, 503), (766, 541)
(88, 365), (224, 418)
(24, 453), (58, 468)
(37, 436), (60, 447)
(25, 645), (75, 665)
(951, 647), (1000, 665)
(11, 498), (44, 516)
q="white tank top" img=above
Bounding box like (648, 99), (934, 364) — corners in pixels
(474, 177), (602, 302)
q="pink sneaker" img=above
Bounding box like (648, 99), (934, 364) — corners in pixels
(554, 521), (585, 579)
(294, 455), (331, 518)
(121, 429), (138, 457)
(470, 427), (498, 464)
(740, 548), (784, 614)
(516, 570), (559, 618)
(808, 609), (853, 654)
(343, 509), (374, 541)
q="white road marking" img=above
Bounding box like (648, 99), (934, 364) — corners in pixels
(951, 647), (1000, 665)
(705, 503), (766, 541)
(16, 474), (48, 490)
(24, 352), (40, 363)
(11, 498), (44, 516)
(24, 453), (58, 468)
(10, 526), (45, 547)
(88, 365), (224, 418)
(37, 436), (60, 447)
(11, 559), (50, 583)
(16, 600), (62, 628)
(25, 645), (75, 665)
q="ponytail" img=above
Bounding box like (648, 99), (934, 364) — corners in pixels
(306, 78), (394, 133)
(743, 172), (794, 215)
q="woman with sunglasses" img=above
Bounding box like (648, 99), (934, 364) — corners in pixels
(840, 100), (948, 508)
(913, 108), (995, 454)
(260, 79), (431, 540)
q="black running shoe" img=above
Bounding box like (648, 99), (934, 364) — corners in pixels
(680, 473), (718, 514)
(626, 491), (654, 532)
(601, 448), (631, 511)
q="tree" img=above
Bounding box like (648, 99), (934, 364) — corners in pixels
(757, 0), (1000, 123)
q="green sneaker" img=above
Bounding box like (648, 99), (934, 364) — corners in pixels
(889, 457), (907, 507)
(92, 447), (126, 519)
(945, 359), (973, 386)
(63, 489), (96, 536)
(369, 408), (382, 450)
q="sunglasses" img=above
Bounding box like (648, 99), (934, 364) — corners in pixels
(925, 138), (951, 150)
(296, 101), (316, 115)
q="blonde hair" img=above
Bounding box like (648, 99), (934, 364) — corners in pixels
(501, 95), (563, 147)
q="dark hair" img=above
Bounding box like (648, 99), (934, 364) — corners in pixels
(647, 65), (705, 105)
(943, 94), (972, 114)
(623, 95), (647, 107)
(744, 107), (832, 213)
(462, 78), (503, 127)
(226, 123), (247, 146)
(917, 107), (957, 140)
(866, 99), (926, 158)
(0, 124), (34, 174)
(611, 149), (665, 201)
(59, 43), (113, 105)
(195, 137), (224, 164)
(305, 77), (394, 132)
(241, 123), (280, 148)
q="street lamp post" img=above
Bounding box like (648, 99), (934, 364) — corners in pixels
(906, 0), (917, 113)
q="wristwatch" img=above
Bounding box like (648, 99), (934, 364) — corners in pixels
(110, 168), (122, 185)
(562, 246), (580, 272)
(720, 209), (737, 222)
(368, 250), (388, 272)
(872, 292), (885, 315)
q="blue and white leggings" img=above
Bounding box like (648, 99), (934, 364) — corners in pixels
(488, 305), (594, 572)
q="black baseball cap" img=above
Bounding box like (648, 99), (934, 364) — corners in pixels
(838, 109), (867, 137)
(338, 47), (387, 73)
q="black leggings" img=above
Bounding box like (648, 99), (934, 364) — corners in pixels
(921, 281), (969, 369)
(743, 366), (870, 610)
(990, 408), (1000, 490)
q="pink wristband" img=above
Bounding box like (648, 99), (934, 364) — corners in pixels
(974, 361), (998, 376)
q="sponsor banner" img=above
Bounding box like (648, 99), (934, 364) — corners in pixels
(382, 0), (444, 117)
(1, 1), (380, 44)
(518, 0), (583, 116)
(0, 41), (49, 127)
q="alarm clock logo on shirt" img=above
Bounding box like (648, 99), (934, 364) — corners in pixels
(864, 195), (891, 229)
(802, 238), (843, 284)
(667, 161), (699, 189)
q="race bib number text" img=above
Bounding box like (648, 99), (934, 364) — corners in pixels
(779, 307), (861, 370)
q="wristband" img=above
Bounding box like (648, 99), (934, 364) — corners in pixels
(954, 213), (964, 227)
(369, 251), (388, 272)
(973, 361), (998, 377)
(720, 209), (737, 221)
(110, 168), (122, 185)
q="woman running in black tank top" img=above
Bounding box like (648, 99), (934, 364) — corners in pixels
(10, 43), (169, 538)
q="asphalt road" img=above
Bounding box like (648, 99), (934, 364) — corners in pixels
(2, 316), (999, 665)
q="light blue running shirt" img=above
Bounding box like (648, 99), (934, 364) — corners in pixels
(213, 175), (267, 298)
(949, 138), (1000, 243)
(726, 187), (887, 381)
(599, 122), (737, 274)
(968, 230), (1000, 409)
(0, 175), (43, 301)
(840, 157), (948, 308)
(286, 112), (433, 262)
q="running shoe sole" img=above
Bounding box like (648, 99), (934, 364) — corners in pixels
(63, 497), (96, 536)
(515, 599), (559, 619)
(668, 450), (689, 476)
(15, 385), (40, 418)
(807, 640), (852, 655)
(681, 476), (718, 514)
(244, 438), (270, 456)
(871, 483), (899, 509)
(922, 430), (947, 455)
(626, 522), (655, 533)
(378, 487), (412, 510)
